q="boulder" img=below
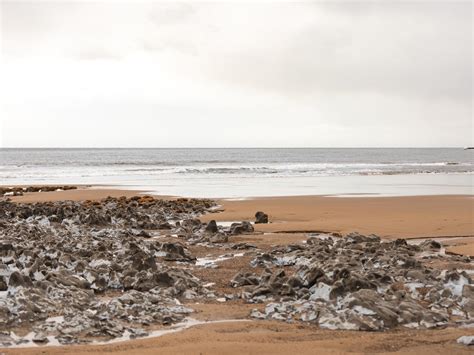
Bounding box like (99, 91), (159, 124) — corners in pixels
(230, 222), (254, 235)
(32, 333), (48, 344)
(161, 242), (195, 261)
(205, 220), (218, 233)
(255, 211), (269, 224)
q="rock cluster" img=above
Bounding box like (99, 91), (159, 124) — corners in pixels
(1, 186), (77, 197)
(231, 233), (473, 330)
(0, 196), (216, 346)
(174, 219), (254, 244)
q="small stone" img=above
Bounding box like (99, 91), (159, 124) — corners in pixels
(32, 333), (48, 344)
(230, 222), (254, 235)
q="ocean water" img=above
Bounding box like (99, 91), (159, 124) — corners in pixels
(1, 148), (473, 197)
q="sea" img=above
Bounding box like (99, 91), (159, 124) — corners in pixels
(1, 148), (473, 198)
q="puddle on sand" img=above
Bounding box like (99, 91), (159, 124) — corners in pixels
(195, 253), (245, 267)
(214, 221), (254, 228)
(307, 233), (339, 240)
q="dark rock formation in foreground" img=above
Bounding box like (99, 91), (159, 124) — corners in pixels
(232, 233), (473, 330)
(0, 196), (216, 346)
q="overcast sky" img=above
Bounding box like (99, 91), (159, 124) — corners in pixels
(0, 0), (472, 147)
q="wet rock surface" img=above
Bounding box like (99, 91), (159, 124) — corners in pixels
(232, 233), (473, 330)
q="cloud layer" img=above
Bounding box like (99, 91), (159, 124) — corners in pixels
(1, 1), (472, 147)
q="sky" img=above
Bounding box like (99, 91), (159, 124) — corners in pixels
(0, 0), (472, 148)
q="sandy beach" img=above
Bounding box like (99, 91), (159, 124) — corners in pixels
(1, 187), (473, 354)
(3, 1), (473, 353)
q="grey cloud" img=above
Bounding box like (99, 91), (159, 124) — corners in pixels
(1, 1), (472, 148)
(201, 3), (472, 101)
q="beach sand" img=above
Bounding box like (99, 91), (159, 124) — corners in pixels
(202, 195), (474, 238)
(202, 195), (474, 256)
(3, 188), (474, 354)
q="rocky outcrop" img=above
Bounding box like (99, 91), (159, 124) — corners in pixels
(0, 196), (217, 346)
(1, 185), (77, 197)
(232, 233), (473, 330)
(255, 211), (269, 224)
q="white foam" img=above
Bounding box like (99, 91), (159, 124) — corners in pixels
(196, 253), (244, 267)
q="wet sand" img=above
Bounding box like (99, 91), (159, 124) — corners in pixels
(202, 195), (474, 256)
(4, 317), (473, 355)
(2, 188), (473, 354)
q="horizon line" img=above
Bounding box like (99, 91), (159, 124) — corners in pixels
(0, 146), (469, 150)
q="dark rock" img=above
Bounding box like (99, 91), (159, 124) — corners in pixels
(420, 240), (442, 250)
(231, 243), (257, 250)
(205, 220), (218, 233)
(0, 276), (7, 291)
(32, 333), (48, 344)
(8, 271), (33, 288)
(230, 222), (254, 235)
(161, 242), (195, 262)
(255, 211), (269, 224)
